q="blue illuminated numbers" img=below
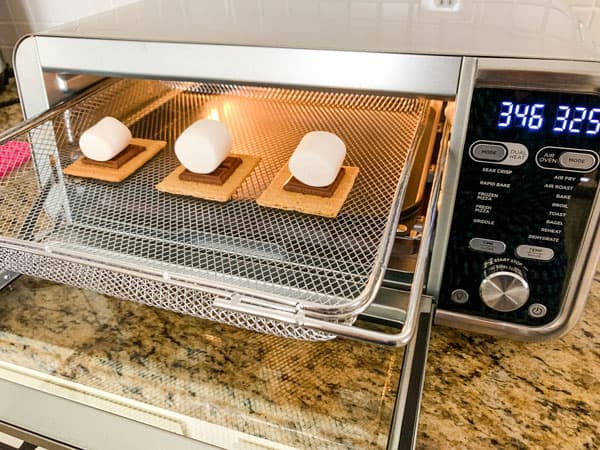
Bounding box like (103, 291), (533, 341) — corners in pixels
(499, 100), (600, 136)
(497, 101), (600, 136)
(552, 105), (600, 136)
(497, 101), (513, 128)
(496, 101), (545, 131)
(529, 104), (545, 130)
(514, 104), (529, 127)
(553, 105), (570, 132)
(587, 108), (600, 135)
(569, 107), (587, 134)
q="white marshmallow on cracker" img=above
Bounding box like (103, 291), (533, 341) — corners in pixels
(175, 119), (232, 174)
(288, 131), (346, 187)
(79, 116), (132, 162)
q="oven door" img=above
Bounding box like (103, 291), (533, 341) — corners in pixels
(0, 281), (434, 450)
(0, 98), (437, 449)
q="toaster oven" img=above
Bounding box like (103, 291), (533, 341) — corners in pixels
(1, 0), (599, 448)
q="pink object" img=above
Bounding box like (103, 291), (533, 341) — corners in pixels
(0, 141), (32, 177)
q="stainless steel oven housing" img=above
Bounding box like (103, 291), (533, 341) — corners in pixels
(1, 1), (600, 447)
(8, 0), (600, 345)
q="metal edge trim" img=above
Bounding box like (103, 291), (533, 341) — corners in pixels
(0, 271), (19, 291)
(0, 378), (217, 450)
(475, 59), (600, 94)
(0, 77), (118, 142)
(12, 35), (48, 119)
(427, 56), (477, 296)
(33, 36), (461, 97)
(386, 297), (434, 450)
(0, 421), (77, 450)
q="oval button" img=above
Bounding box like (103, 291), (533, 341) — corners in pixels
(502, 143), (529, 166)
(470, 142), (507, 162)
(469, 238), (506, 255)
(558, 151), (597, 172)
(516, 244), (554, 262)
(470, 141), (528, 166)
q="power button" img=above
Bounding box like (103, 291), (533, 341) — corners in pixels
(528, 303), (547, 318)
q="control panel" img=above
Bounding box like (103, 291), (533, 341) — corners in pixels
(439, 87), (600, 326)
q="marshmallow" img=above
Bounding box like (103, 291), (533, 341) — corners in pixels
(79, 117), (132, 162)
(288, 131), (346, 187)
(175, 119), (232, 174)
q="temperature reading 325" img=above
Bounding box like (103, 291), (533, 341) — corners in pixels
(497, 101), (600, 136)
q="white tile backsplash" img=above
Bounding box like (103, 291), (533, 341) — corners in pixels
(569, 0), (595, 6)
(589, 8), (600, 40)
(0, 0), (139, 61)
(1, 45), (11, 61)
(6, 0), (29, 21)
(572, 5), (594, 27)
(25, 0), (90, 24)
(515, 4), (546, 30)
(0, 1), (11, 21)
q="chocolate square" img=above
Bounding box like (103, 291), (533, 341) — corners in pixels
(283, 168), (346, 198)
(178, 156), (242, 185)
(81, 144), (146, 169)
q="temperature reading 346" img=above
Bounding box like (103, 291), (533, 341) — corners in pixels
(497, 101), (600, 136)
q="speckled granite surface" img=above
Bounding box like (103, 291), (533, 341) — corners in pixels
(0, 77), (599, 449)
(419, 283), (600, 450)
(0, 277), (403, 449)
(0, 78), (21, 131)
(1, 278), (597, 449)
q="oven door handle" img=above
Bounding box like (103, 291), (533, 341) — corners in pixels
(215, 135), (446, 347)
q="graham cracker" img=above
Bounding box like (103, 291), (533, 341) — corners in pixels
(155, 154), (260, 202)
(257, 165), (359, 218)
(63, 138), (166, 183)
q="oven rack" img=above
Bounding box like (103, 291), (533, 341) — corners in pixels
(0, 78), (430, 344)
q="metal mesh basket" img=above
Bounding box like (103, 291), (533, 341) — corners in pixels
(0, 78), (426, 340)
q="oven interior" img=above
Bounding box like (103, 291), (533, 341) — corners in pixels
(0, 77), (451, 339)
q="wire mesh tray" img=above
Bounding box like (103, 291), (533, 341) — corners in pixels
(0, 78), (426, 338)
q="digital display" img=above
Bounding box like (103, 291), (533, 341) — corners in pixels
(497, 101), (600, 136)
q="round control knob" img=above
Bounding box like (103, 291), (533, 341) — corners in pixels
(480, 261), (529, 312)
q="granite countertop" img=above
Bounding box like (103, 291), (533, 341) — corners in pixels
(0, 78), (599, 449)
(0, 78), (21, 131)
(420, 288), (599, 449)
